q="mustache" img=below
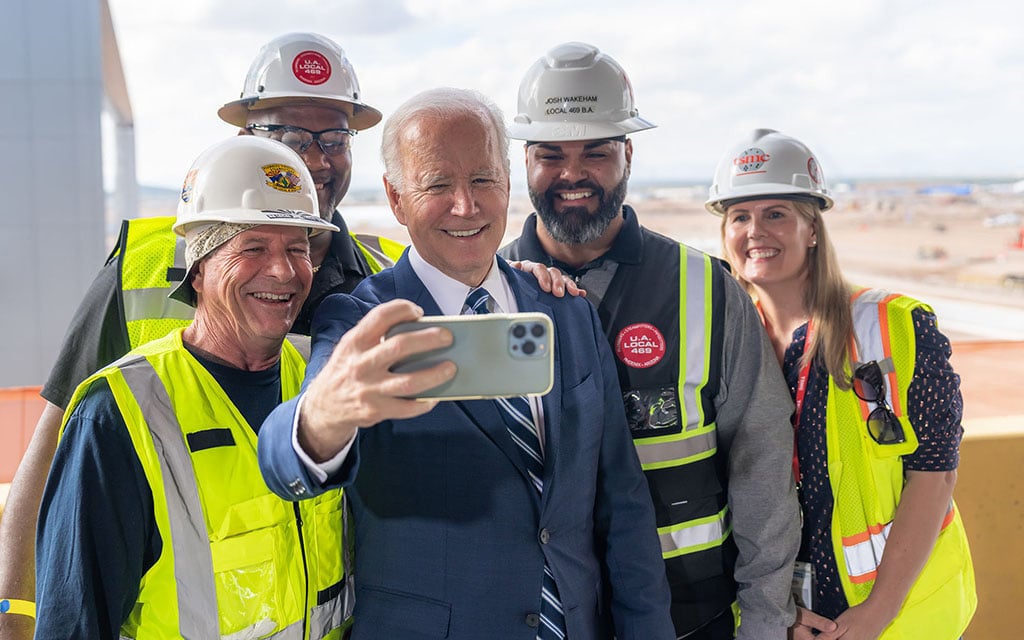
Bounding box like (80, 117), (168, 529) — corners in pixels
(545, 179), (604, 197)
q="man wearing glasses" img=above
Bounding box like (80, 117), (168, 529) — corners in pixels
(221, 33), (406, 335)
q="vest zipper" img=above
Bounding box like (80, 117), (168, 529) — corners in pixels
(293, 502), (310, 639)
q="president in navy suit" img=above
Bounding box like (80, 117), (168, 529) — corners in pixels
(258, 88), (673, 640)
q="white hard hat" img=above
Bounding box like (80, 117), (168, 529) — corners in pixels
(705, 128), (833, 215)
(218, 32), (382, 131)
(508, 42), (656, 142)
(170, 136), (338, 304)
(174, 136), (338, 236)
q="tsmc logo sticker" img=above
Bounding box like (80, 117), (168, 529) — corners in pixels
(292, 51), (332, 85)
(733, 147), (770, 175)
(615, 323), (666, 369)
(807, 157), (823, 185)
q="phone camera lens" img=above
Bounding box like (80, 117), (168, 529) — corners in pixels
(522, 340), (536, 355)
(531, 323), (545, 337)
(512, 325), (527, 338)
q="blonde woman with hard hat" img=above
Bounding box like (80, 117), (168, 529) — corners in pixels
(707, 129), (976, 640)
(33, 136), (361, 638)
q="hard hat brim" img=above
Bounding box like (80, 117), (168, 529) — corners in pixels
(508, 115), (656, 142)
(167, 211), (339, 306)
(218, 95), (383, 131)
(705, 184), (834, 215)
(173, 208), (340, 236)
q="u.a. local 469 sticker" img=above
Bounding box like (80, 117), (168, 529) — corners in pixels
(292, 50), (332, 86)
(615, 323), (666, 369)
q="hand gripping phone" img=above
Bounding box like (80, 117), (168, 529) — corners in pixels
(385, 313), (554, 400)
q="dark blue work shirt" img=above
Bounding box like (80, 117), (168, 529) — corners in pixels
(34, 347), (282, 639)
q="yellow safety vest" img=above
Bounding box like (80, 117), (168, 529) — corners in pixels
(115, 216), (404, 349)
(63, 331), (349, 640)
(826, 289), (976, 638)
(117, 216), (195, 348)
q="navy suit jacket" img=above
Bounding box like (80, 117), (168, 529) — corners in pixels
(258, 255), (673, 640)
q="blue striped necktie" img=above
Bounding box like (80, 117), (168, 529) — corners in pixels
(464, 287), (567, 639)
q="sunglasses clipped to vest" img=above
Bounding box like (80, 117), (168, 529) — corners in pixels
(851, 359), (907, 445)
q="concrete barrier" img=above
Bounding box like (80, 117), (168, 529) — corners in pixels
(950, 341), (1024, 639)
(956, 423), (1022, 640)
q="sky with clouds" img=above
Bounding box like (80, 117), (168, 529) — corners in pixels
(106, 0), (1024, 194)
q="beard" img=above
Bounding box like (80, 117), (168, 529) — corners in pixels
(530, 171), (629, 245)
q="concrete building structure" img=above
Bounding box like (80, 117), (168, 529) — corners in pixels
(0, 0), (135, 386)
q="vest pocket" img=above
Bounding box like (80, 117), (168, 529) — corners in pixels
(623, 386), (682, 435)
(210, 527), (297, 636)
(208, 496), (301, 636)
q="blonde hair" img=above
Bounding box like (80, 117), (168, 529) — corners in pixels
(722, 200), (856, 390)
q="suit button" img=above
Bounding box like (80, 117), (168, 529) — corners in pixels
(525, 613), (540, 628)
(539, 528), (550, 544)
(287, 478), (308, 496)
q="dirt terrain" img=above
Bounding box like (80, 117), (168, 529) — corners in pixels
(358, 182), (1024, 314)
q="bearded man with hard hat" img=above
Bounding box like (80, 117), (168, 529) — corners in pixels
(32, 136), (355, 639)
(0, 34), (396, 637)
(500, 42), (801, 640)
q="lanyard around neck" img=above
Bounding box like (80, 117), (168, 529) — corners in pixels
(758, 301), (813, 485)
(791, 320), (815, 485)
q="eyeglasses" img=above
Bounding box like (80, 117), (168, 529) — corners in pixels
(852, 361), (906, 445)
(247, 124), (356, 156)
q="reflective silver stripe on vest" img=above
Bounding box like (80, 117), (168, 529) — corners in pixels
(118, 356), (220, 638)
(353, 233), (396, 273)
(123, 287), (196, 323)
(265, 619), (304, 639)
(634, 247), (717, 470)
(680, 247), (712, 431)
(635, 429), (717, 467)
(219, 618), (303, 640)
(309, 590), (346, 640)
(659, 506), (731, 556)
(850, 290), (897, 409)
(173, 234), (187, 274)
(342, 494), (356, 622)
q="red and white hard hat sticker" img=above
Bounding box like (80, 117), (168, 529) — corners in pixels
(807, 156), (822, 185)
(615, 323), (666, 369)
(733, 146), (770, 176)
(292, 50), (332, 86)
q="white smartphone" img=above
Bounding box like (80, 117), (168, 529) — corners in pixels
(385, 312), (555, 400)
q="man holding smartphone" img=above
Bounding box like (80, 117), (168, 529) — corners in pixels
(258, 87), (675, 640)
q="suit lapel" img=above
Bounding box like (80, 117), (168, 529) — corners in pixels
(456, 399), (534, 485)
(392, 258), (443, 315)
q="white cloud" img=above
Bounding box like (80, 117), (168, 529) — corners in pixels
(107, 0), (1024, 193)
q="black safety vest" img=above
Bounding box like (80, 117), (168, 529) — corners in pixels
(503, 216), (734, 635)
